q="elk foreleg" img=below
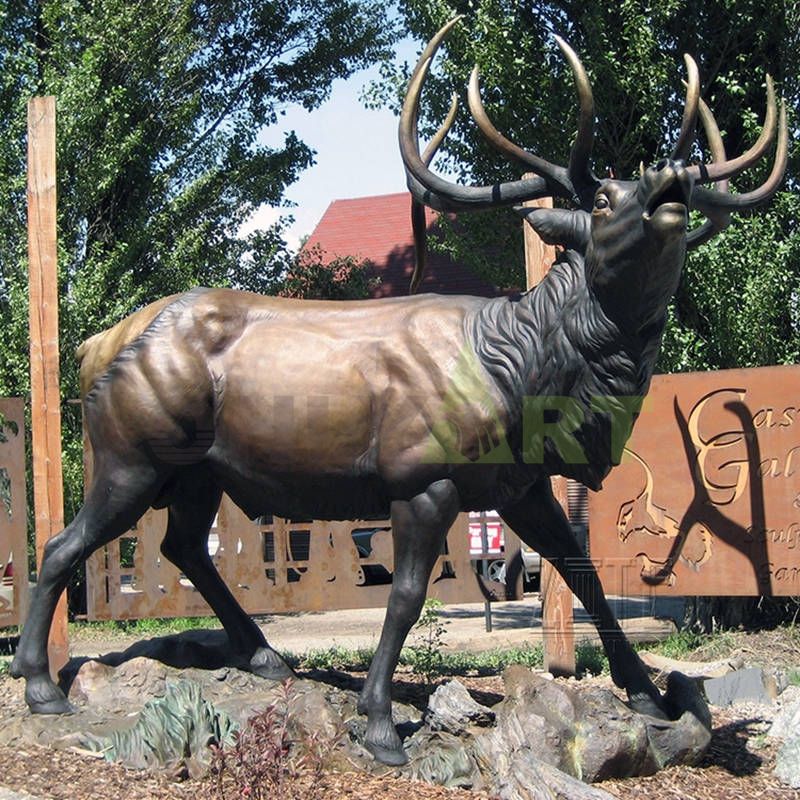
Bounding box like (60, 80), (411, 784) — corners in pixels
(358, 479), (459, 765)
(160, 468), (292, 679)
(501, 478), (669, 719)
(11, 458), (163, 714)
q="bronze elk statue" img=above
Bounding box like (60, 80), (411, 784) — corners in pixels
(11, 18), (787, 766)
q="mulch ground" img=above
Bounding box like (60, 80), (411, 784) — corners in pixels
(0, 628), (798, 799)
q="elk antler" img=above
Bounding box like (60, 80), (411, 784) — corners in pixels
(399, 17), (599, 214)
(410, 92), (458, 293)
(686, 95), (730, 248)
(671, 55), (701, 162)
(465, 35), (596, 204)
(402, 18), (788, 281)
(690, 78), (788, 215)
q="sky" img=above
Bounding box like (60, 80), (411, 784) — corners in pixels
(243, 37), (420, 252)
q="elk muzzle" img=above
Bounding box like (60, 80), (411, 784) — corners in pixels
(639, 159), (693, 235)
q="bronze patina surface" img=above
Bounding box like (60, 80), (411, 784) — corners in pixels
(11, 17), (787, 767)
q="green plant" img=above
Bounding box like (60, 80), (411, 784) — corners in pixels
(211, 680), (341, 800)
(295, 641), (544, 678)
(575, 641), (609, 677)
(420, 644), (544, 675)
(70, 616), (222, 638)
(299, 646), (376, 672)
(408, 598), (449, 683)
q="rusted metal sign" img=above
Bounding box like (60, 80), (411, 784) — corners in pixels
(590, 365), (800, 596)
(0, 399), (29, 627)
(86, 498), (488, 620)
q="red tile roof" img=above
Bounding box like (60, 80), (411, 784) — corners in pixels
(303, 192), (501, 298)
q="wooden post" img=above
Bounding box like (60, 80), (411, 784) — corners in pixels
(28, 96), (69, 676)
(522, 191), (576, 677)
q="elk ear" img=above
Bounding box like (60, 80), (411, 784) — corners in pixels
(514, 207), (591, 252)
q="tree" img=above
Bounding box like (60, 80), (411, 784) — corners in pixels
(372, 0), (799, 369)
(276, 246), (380, 300)
(378, 1), (800, 632)
(0, 0), (396, 521)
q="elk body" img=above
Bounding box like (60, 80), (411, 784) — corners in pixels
(11, 19), (786, 766)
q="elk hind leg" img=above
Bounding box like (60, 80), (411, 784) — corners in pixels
(358, 479), (459, 765)
(159, 468), (292, 680)
(10, 460), (163, 713)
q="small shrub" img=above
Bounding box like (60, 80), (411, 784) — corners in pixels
(408, 598), (449, 683)
(299, 646), (375, 671)
(652, 629), (706, 659)
(575, 641), (609, 677)
(211, 680), (341, 800)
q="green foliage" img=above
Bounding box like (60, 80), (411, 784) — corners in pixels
(409, 597), (449, 682)
(661, 191), (800, 371)
(639, 628), (737, 660)
(70, 615), (222, 637)
(377, 1), (799, 368)
(276, 246), (380, 300)
(646, 629), (706, 659)
(0, 0), (396, 532)
(211, 680), (343, 800)
(404, 643), (543, 675)
(296, 639), (544, 676)
(298, 645), (376, 672)
(575, 641), (609, 677)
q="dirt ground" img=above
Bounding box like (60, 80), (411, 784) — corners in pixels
(0, 610), (799, 799)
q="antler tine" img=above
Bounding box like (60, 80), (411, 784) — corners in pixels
(554, 35), (596, 194)
(671, 55), (700, 162)
(421, 91), (459, 165)
(687, 96), (731, 249)
(691, 97), (787, 212)
(400, 18), (560, 212)
(687, 75), (778, 184)
(467, 66), (572, 197)
(411, 92), (459, 294)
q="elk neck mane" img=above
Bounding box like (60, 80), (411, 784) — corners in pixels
(469, 250), (666, 489)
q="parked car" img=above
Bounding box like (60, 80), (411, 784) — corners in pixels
(468, 511), (541, 590)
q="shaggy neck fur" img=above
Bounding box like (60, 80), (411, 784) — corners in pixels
(469, 251), (665, 490)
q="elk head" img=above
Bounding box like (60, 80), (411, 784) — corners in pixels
(400, 18), (788, 335)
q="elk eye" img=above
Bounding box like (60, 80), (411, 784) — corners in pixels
(594, 194), (610, 210)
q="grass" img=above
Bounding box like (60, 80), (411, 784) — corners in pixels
(69, 616), (222, 638)
(639, 628), (738, 661)
(292, 643), (545, 676)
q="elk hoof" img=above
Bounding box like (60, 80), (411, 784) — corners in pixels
(366, 740), (409, 766)
(25, 677), (74, 715)
(249, 646), (294, 681)
(365, 718), (407, 765)
(627, 688), (670, 720)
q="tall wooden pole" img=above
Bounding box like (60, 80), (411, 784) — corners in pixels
(522, 191), (576, 677)
(28, 96), (69, 676)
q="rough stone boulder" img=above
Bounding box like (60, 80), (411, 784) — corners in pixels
(466, 666), (710, 788)
(0, 630), (712, 798)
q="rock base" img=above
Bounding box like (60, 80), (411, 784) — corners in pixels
(3, 631), (712, 799)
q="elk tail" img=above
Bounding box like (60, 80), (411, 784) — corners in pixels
(75, 294), (182, 396)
